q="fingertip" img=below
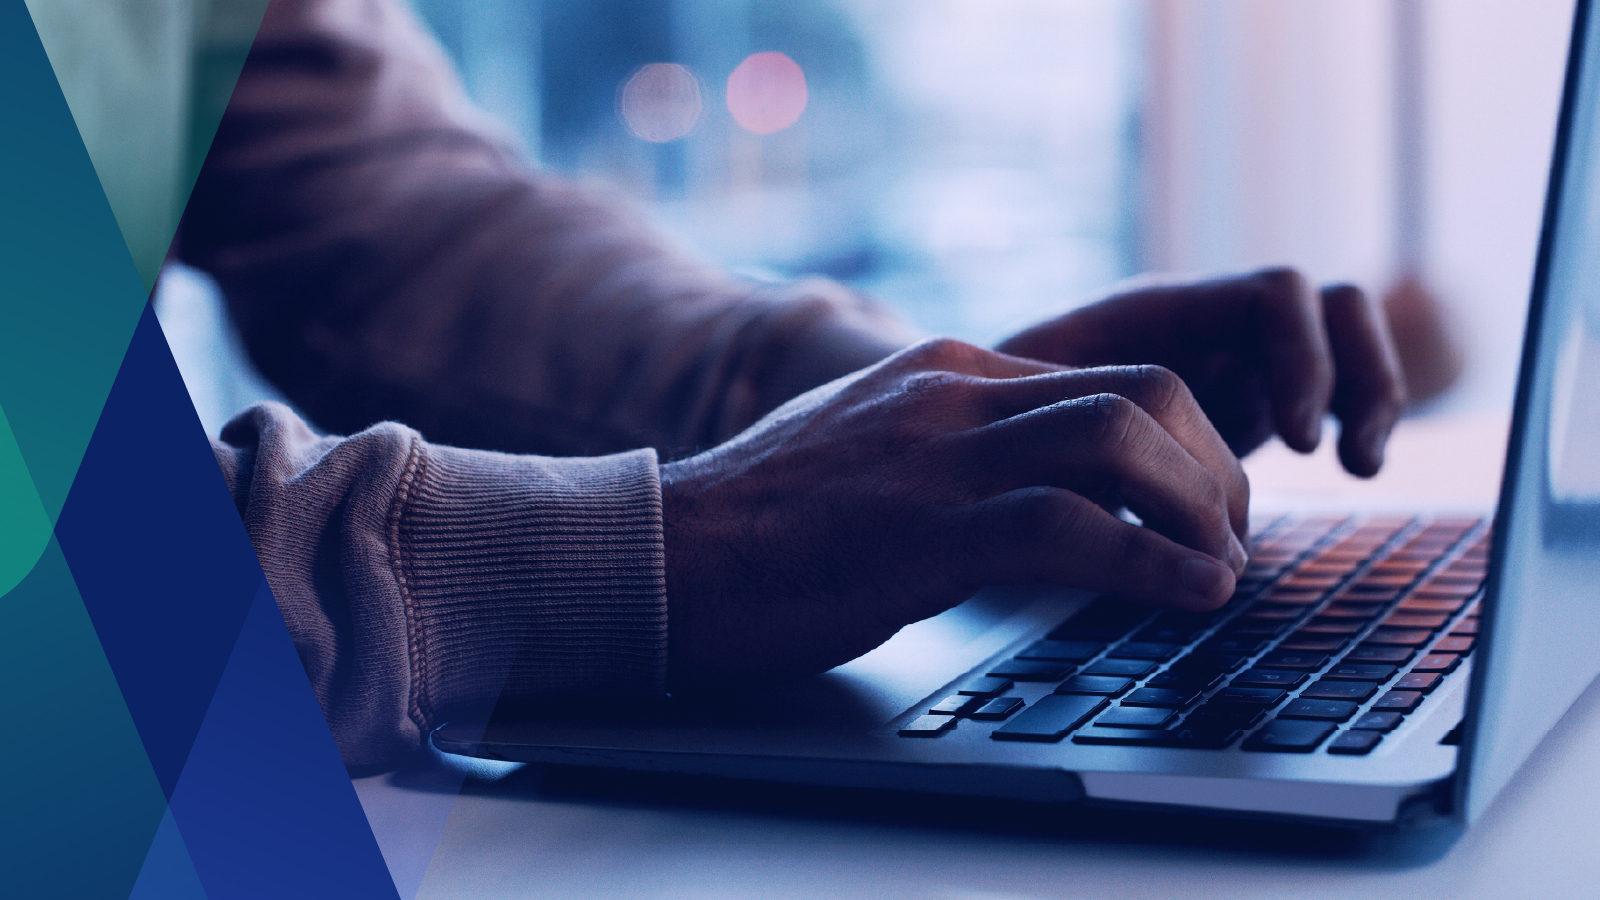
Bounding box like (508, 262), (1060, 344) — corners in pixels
(1180, 557), (1235, 609)
(1338, 419), (1392, 478)
(1282, 407), (1323, 454)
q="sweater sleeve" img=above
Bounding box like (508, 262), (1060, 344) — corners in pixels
(180, 0), (916, 459)
(213, 402), (667, 766)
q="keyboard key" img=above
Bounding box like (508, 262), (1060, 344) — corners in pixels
(1300, 680), (1381, 702)
(969, 696), (1025, 721)
(1319, 602), (1384, 620)
(1054, 675), (1135, 696)
(1328, 730), (1384, 755)
(929, 695), (982, 715)
(1451, 619), (1481, 636)
(1017, 639), (1105, 662)
(1350, 711), (1404, 731)
(1146, 671), (1224, 692)
(1372, 690), (1424, 712)
(1352, 574), (1417, 589)
(1299, 619), (1366, 635)
(1365, 628), (1434, 647)
(1434, 636), (1476, 654)
(1279, 574), (1341, 591)
(1279, 635), (1349, 652)
(1215, 686), (1288, 706)
(992, 694), (1109, 742)
(957, 676), (1014, 697)
(1096, 706), (1179, 729)
(1323, 663), (1397, 681)
(1186, 702), (1267, 729)
(1223, 619), (1291, 636)
(1264, 589), (1325, 606)
(1413, 584), (1477, 599)
(1231, 668), (1309, 689)
(1395, 672), (1442, 693)
(1134, 619), (1208, 643)
(1237, 605), (1302, 621)
(1258, 651), (1329, 670)
(1198, 637), (1267, 656)
(1398, 596), (1468, 613)
(988, 659), (1074, 681)
(1082, 658), (1158, 678)
(1346, 644), (1416, 664)
(1174, 652), (1249, 674)
(1071, 724), (1240, 748)
(1122, 687), (1202, 708)
(1382, 612), (1449, 630)
(1279, 699), (1360, 721)
(1243, 719), (1336, 752)
(1411, 653), (1461, 673)
(898, 714), (955, 737)
(1110, 641), (1182, 661)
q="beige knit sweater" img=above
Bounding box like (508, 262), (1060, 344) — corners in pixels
(189, 0), (915, 766)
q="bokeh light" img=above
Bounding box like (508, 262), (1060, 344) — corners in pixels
(617, 63), (703, 143)
(725, 52), (808, 135)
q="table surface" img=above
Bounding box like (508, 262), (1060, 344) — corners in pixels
(354, 409), (1598, 900)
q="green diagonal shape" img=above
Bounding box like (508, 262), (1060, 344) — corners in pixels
(0, 403), (50, 597)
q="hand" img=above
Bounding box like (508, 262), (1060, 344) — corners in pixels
(660, 338), (1249, 690)
(996, 267), (1408, 477)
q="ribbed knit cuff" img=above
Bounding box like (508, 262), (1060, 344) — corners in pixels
(390, 443), (667, 728)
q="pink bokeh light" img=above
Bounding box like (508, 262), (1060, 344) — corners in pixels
(725, 52), (808, 135)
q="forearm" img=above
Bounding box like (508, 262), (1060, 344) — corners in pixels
(213, 402), (667, 765)
(181, 0), (914, 458)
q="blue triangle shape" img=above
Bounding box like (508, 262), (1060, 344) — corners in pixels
(56, 305), (263, 797)
(128, 806), (209, 900)
(168, 580), (400, 899)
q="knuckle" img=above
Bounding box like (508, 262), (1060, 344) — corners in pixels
(1120, 364), (1187, 414)
(903, 336), (979, 367)
(1083, 393), (1140, 448)
(1011, 489), (1077, 544)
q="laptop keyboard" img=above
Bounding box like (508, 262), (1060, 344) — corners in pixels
(898, 514), (1489, 754)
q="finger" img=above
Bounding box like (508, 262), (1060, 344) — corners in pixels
(955, 487), (1236, 610)
(1250, 267), (1336, 453)
(970, 366), (1249, 538)
(1321, 283), (1408, 477)
(965, 393), (1246, 568)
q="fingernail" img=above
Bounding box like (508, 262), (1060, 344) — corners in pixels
(1227, 533), (1249, 574)
(1182, 557), (1231, 602)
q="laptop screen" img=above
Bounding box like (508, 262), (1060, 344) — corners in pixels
(1461, 0), (1600, 825)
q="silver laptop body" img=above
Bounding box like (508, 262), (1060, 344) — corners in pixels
(435, 0), (1600, 830)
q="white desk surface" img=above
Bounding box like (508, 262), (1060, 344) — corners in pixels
(354, 409), (1600, 900)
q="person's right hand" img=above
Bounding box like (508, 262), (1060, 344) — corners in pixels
(660, 338), (1250, 691)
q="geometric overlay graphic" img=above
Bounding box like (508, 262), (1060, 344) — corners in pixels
(2, 1), (401, 895)
(57, 308), (400, 899)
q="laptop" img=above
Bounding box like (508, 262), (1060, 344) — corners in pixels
(434, 0), (1600, 830)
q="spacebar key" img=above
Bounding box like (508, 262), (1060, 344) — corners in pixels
(991, 695), (1109, 742)
(1072, 726), (1239, 749)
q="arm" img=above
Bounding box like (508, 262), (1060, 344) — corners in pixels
(214, 402), (668, 765)
(181, 0), (915, 458)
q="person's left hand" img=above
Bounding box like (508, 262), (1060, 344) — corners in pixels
(996, 267), (1407, 477)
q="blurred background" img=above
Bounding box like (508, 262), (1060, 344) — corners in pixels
(162, 0), (1576, 444)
